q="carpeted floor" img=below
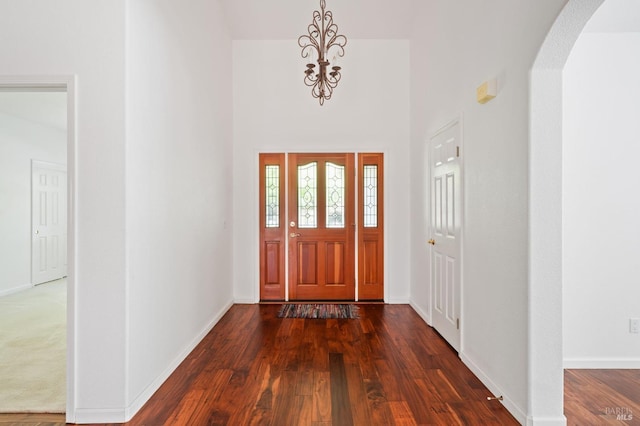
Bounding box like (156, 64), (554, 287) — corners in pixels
(277, 303), (359, 319)
(0, 279), (66, 413)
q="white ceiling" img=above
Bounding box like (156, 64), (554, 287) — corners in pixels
(0, 91), (67, 131)
(219, 0), (415, 40)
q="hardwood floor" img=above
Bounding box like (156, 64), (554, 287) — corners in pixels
(2, 305), (637, 425)
(0, 413), (65, 426)
(115, 304), (518, 425)
(564, 369), (639, 425)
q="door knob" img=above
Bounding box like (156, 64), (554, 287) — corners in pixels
(290, 233), (301, 238)
(428, 239), (435, 245)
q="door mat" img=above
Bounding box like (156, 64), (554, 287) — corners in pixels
(277, 304), (359, 319)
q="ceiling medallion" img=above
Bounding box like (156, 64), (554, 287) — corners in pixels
(298, 0), (348, 105)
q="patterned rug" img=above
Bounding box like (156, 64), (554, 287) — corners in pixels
(277, 304), (359, 319)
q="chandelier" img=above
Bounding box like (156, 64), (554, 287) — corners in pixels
(298, 0), (347, 105)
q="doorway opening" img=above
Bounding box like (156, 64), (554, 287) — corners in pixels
(259, 152), (384, 302)
(0, 77), (76, 420)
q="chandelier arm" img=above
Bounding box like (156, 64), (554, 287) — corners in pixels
(321, 13), (346, 62)
(311, 80), (322, 101)
(322, 81), (334, 100)
(298, 26), (321, 59)
(325, 73), (340, 90)
(326, 34), (347, 57)
(303, 72), (319, 87)
(322, 11), (333, 57)
(299, 41), (318, 61)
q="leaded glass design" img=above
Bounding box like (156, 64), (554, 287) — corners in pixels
(326, 162), (345, 228)
(298, 162), (318, 228)
(363, 165), (378, 227)
(265, 165), (280, 228)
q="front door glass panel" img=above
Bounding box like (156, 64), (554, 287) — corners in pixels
(326, 162), (345, 228)
(298, 162), (318, 228)
(265, 165), (280, 228)
(363, 165), (378, 228)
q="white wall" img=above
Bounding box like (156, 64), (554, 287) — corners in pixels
(1, 0), (234, 421)
(0, 111), (66, 295)
(232, 39), (410, 303)
(0, 1), (128, 420)
(409, 1), (567, 423)
(125, 0), (234, 417)
(563, 32), (640, 368)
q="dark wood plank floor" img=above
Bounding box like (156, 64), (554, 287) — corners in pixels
(114, 304), (518, 425)
(2, 304), (638, 425)
(0, 413), (66, 426)
(564, 369), (640, 425)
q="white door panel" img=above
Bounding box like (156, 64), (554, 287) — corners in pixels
(430, 120), (462, 351)
(32, 161), (67, 285)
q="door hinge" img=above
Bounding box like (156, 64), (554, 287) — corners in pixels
(456, 318), (460, 329)
(456, 146), (460, 157)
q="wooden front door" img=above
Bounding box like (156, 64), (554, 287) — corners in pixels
(288, 153), (355, 300)
(259, 152), (383, 301)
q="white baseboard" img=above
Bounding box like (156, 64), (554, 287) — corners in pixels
(525, 415), (567, 426)
(72, 408), (127, 424)
(71, 299), (234, 424)
(409, 301), (431, 326)
(409, 302), (527, 423)
(0, 283), (32, 297)
(459, 352), (528, 425)
(564, 358), (640, 369)
(124, 299), (234, 421)
(386, 298), (410, 304)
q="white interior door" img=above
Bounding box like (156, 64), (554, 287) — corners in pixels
(429, 120), (462, 351)
(32, 160), (67, 285)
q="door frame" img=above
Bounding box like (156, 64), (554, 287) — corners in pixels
(0, 75), (77, 421)
(257, 150), (387, 302)
(428, 116), (464, 351)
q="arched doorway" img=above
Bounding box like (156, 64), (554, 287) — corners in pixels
(529, 0), (604, 423)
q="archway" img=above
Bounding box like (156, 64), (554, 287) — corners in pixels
(528, 0), (603, 424)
